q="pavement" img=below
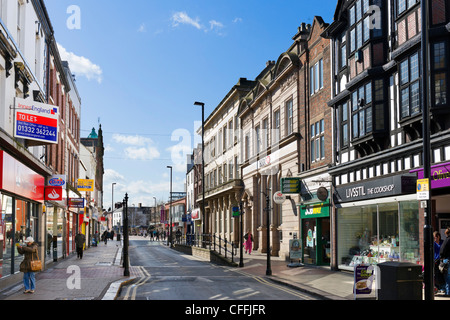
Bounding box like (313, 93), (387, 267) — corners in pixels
(0, 236), (448, 301)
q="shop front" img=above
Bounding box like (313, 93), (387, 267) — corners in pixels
(334, 174), (419, 271)
(300, 200), (331, 266)
(0, 151), (45, 280)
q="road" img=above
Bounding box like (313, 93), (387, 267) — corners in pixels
(117, 238), (317, 301)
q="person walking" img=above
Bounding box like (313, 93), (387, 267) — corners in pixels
(440, 227), (450, 296)
(75, 231), (86, 259)
(17, 236), (38, 294)
(244, 229), (253, 255)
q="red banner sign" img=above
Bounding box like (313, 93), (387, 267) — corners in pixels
(0, 151), (45, 201)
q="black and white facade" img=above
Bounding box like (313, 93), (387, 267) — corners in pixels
(324, 0), (450, 270)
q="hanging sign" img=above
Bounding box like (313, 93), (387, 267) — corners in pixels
(281, 178), (301, 194)
(273, 191), (287, 204)
(14, 98), (59, 144)
(77, 179), (94, 192)
(44, 186), (63, 201)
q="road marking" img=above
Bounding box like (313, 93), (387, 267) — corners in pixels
(124, 266), (151, 300)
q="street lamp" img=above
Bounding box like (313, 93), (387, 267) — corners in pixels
(153, 196), (157, 231)
(261, 189), (272, 276)
(167, 166), (173, 248)
(112, 182), (116, 232)
(194, 101), (205, 246)
(123, 193), (130, 276)
(421, 0), (434, 301)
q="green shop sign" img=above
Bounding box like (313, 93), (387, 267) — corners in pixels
(300, 200), (330, 219)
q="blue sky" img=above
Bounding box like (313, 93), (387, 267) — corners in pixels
(44, 0), (337, 209)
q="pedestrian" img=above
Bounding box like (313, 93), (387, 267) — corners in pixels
(244, 229), (253, 255)
(434, 231), (445, 293)
(17, 236), (38, 294)
(102, 230), (108, 245)
(75, 231), (86, 259)
(440, 227), (450, 296)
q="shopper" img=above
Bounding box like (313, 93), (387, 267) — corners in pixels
(440, 228), (450, 296)
(75, 231), (86, 259)
(17, 236), (39, 294)
(244, 229), (253, 255)
(434, 231), (445, 293)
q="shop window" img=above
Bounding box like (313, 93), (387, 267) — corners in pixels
(337, 200), (420, 271)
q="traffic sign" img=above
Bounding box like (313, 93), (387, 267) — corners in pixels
(281, 178), (301, 194)
(417, 178), (430, 200)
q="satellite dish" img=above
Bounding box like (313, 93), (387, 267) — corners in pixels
(317, 187), (329, 201)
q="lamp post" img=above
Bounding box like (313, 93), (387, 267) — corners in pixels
(167, 166), (173, 248)
(153, 196), (157, 231)
(112, 182), (116, 231)
(421, 0), (434, 301)
(194, 101), (206, 247)
(123, 193), (130, 276)
(261, 189), (272, 276)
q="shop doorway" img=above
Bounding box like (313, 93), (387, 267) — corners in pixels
(301, 217), (330, 265)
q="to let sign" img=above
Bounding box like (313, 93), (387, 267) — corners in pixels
(14, 98), (59, 144)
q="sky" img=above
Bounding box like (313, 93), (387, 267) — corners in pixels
(44, 0), (337, 210)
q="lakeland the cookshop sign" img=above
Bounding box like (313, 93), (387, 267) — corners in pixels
(334, 175), (416, 203)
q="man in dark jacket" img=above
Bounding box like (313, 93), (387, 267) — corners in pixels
(75, 232), (86, 259)
(440, 228), (450, 296)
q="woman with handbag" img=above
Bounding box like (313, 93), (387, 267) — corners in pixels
(17, 236), (39, 294)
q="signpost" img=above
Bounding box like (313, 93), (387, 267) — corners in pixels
(14, 98), (59, 145)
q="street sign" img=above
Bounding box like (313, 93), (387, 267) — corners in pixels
(273, 191), (287, 204)
(417, 178), (430, 200)
(281, 178), (301, 194)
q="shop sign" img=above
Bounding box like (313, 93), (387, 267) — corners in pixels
(334, 175), (416, 203)
(14, 98), (59, 144)
(300, 200), (330, 219)
(76, 179), (94, 192)
(191, 208), (200, 220)
(48, 175), (66, 188)
(289, 239), (302, 260)
(411, 162), (450, 189)
(273, 191), (287, 204)
(69, 198), (85, 208)
(0, 150), (44, 201)
(44, 186), (63, 201)
(354, 265), (375, 296)
(281, 178), (301, 194)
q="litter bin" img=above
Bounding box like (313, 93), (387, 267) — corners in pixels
(377, 261), (422, 300)
(117, 234), (121, 241)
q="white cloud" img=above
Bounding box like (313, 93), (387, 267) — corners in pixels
(112, 134), (161, 161)
(112, 134), (152, 146)
(57, 43), (103, 84)
(138, 23), (146, 33)
(232, 17), (243, 23)
(209, 20), (224, 30)
(104, 168), (125, 184)
(171, 12), (202, 30)
(124, 146), (160, 161)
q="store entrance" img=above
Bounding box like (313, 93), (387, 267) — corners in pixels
(301, 218), (330, 266)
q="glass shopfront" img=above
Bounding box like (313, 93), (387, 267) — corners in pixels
(1, 193), (40, 278)
(337, 199), (419, 271)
